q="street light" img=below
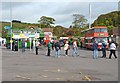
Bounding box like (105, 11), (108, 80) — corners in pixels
(10, 2), (13, 50)
(89, 3), (91, 29)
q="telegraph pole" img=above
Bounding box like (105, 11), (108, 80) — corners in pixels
(89, 3), (91, 29)
(10, 2), (13, 50)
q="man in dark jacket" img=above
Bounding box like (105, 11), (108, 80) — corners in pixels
(55, 41), (61, 58)
(14, 40), (18, 51)
(47, 41), (52, 56)
(101, 41), (107, 58)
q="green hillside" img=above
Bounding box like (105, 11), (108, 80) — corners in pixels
(0, 22), (40, 37)
(92, 11), (120, 27)
(0, 22), (39, 30)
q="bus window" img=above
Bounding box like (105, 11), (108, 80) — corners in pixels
(100, 28), (107, 32)
(94, 29), (100, 32)
(95, 28), (107, 33)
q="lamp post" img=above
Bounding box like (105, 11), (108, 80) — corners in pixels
(10, 2), (12, 50)
(89, 3), (91, 29)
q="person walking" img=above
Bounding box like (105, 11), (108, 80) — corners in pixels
(93, 40), (98, 59)
(101, 40), (107, 58)
(72, 40), (79, 57)
(55, 41), (61, 58)
(109, 41), (117, 59)
(35, 40), (39, 55)
(47, 41), (52, 56)
(64, 41), (69, 56)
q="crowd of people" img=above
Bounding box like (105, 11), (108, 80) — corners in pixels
(10, 38), (118, 59)
(93, 40), (118, 59)
(46, 39), (79, 58)
(46, 39), (118, 59)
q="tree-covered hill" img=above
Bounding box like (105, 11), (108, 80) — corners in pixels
(0, 22), (39, 30)
(92, 11), (120, 27)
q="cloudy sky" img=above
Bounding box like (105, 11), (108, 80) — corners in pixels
(0, 0), (119, 28)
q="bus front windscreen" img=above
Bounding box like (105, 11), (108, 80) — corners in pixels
(94, 28), (107, 32)
(95, 38), (108, 43)
(100, 28), (107, 32)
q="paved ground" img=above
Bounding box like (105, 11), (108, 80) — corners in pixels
(1, 46), (118, 81)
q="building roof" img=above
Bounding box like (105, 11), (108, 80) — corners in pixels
(42, 28), (53, 32)
(26, 25), (39, 29)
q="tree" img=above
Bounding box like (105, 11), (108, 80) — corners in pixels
(108, 25), (113, 35)
(72, 14), (87, 28)
(38, 16), (55, 28)
(92, 11), (120, 27)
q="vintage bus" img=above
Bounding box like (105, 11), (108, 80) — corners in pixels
(81, 26), (109, 49)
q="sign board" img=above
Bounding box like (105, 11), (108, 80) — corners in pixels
(35, 33), (39, 38)
(29, 34), (35, 38)
(4, 26), (12, 30)
(22, 33), (29, 38)
(12, 33), (39, 39)
(99, 33), (104, 36)
(12, 34), (20, 39)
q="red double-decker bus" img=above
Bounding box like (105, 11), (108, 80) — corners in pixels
(81, 26), (109, 49)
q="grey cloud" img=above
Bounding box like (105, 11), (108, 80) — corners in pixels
(1, 2), (118, 28)
(2, 2), (32, 10)
(54, 14), (72, 22)
(52, 2), (89, 15)
(50, 2), (90, 25)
